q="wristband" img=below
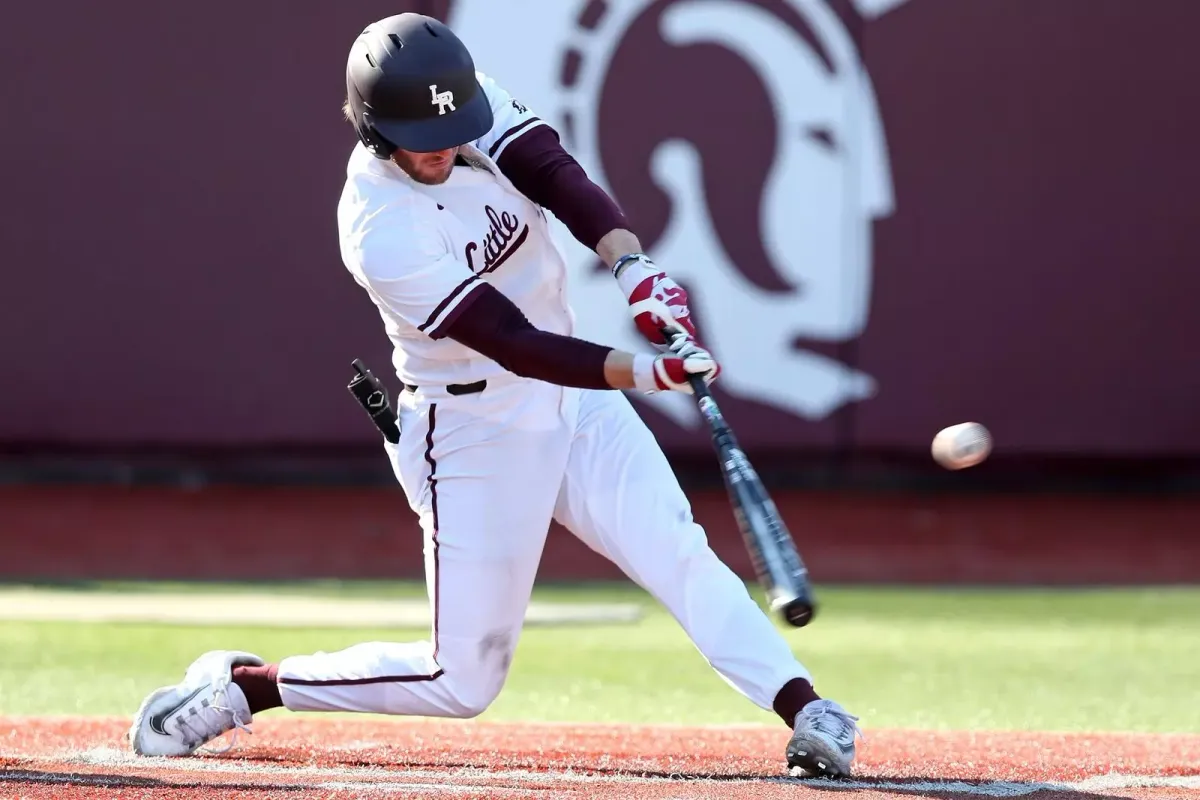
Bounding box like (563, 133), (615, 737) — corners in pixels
(611, 252), (654, 279)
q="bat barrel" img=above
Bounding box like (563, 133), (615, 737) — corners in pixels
(662, 327), (818, 628)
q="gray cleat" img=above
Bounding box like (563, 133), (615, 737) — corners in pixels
(786, 699), (862, 778)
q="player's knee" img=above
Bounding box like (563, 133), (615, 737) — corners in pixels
(446, 669), (507, 718)
(664, 518), (713, 563)
(439, 635), (515, 718)
(450, 687), (500, 719)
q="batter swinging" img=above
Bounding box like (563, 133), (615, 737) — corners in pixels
(128, 13), (862, 778)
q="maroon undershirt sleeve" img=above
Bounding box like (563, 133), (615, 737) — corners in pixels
(495, 125), (629, 251)
(438, 125), (632, 388)
(442, 283), (614, 390)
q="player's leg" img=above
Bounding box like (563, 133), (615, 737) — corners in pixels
(130, 382), (572, 756)
(552, 389), (808, 710)
(551, 389), (860, 776)
(275, 386), (574, 718)
(274, 461), (554, 720)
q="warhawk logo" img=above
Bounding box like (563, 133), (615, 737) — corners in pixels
(450, 0), (908, 427)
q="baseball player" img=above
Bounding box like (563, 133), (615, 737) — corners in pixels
(127, 13), (862, 778)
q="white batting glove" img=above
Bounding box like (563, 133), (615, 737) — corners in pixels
(615, 256), (698, 350)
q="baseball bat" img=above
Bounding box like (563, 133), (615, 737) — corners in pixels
(661, 327), (818, 628)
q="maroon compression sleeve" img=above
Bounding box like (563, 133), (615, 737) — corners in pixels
(495, 126), (630, 251)
(442, 283), (614, 389)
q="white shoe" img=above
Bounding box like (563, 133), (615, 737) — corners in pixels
(786, 698), (863, 778)
(128, 650), (265, 757)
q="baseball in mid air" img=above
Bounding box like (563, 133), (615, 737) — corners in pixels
(931, 422), (992, 470)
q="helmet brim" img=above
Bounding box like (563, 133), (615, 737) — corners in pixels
(371, 81), (494, 153)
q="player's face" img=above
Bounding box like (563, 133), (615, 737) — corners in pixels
(392, 147), (457, 185)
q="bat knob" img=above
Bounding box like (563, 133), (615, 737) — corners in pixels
(777, 598), (817, 628)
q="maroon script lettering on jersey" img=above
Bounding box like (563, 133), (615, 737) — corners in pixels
(465, 205), (530, 274)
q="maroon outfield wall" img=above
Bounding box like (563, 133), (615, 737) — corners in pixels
(1, 0), (1198, 460)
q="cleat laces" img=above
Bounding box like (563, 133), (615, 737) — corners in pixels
(801, 701), (865, 746)
(172, 676), (253, 755)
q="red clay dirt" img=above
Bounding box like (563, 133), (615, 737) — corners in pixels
(1, 716), (1197, 799)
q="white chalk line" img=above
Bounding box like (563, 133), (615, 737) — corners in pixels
(789, 774), (1200, 797)
(0, 769), (532, 797)
(0, 587), (645, 628)
(2, 747), (1197, 797)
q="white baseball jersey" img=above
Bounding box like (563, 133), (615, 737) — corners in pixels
(276, 67), (818, 736)
(337, 72), (574, 388)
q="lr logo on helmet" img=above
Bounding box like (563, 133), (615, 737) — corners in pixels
(430, 85), (456, 115)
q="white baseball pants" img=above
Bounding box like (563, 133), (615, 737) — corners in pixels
(277, 376), (810, 718)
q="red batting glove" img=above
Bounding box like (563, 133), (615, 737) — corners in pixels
(613, 254), (698, 347)
(632, 338), (721, 394)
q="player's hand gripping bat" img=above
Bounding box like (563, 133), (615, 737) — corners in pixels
(347, 359), (401, 444)
(656, 312), (818, 628)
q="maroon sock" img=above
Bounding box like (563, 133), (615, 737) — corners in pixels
(773, 677), (821, 726)
(232, 663), (282, 714)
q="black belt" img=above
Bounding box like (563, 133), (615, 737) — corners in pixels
(402, 379), (487, 396)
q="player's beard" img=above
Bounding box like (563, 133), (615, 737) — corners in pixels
(392, 148), (457, 185)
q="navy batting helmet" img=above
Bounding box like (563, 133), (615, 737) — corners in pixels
(345, 14), (494, 158)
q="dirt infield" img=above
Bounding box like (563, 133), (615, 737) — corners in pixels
(2, 717), (1197, 799)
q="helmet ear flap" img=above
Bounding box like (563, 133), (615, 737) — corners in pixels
(356, 111), (398, 160)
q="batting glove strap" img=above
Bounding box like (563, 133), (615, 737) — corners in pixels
(632, 352), (661, 394)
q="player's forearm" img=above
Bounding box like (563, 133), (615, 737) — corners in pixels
(595, 230), (646, 274)
(491, 330), (648, 392)
(443, 286), (690, 394)
(602, 351), (640, 390)
(444, 284), (619, 390)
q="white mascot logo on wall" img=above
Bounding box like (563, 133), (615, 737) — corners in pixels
(450, 0), (907, 427)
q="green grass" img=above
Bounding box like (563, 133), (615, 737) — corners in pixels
(1, 582), (1198, 733)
